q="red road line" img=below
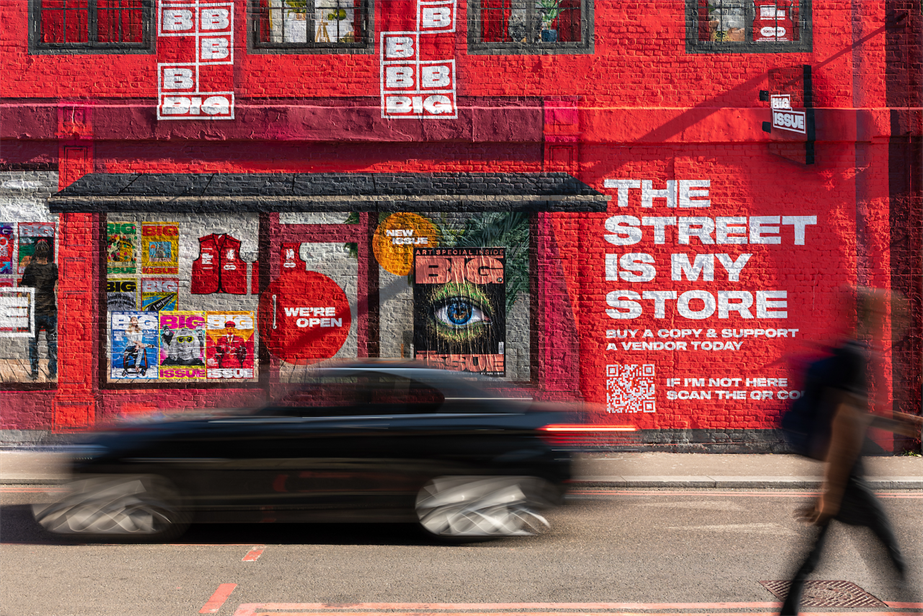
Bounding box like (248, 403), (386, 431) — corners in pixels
(243, 547), (265, 562)
(200, 583), (237, 614)
(229, 602), (923, 614)
(570, 489), (921, 499)
(236, 604), (780, 612)
(0, 486), (66, 493)
(571, 490), (819, 497)
(231, 609), (920, 616)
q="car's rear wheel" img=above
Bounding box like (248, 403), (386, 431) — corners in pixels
(415, 475), (556, 540)
(33, 475), (189, 542)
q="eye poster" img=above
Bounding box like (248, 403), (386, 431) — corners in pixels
(413, 247), (506, 376)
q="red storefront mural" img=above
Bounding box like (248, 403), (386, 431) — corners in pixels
(0, 0), (920, 451)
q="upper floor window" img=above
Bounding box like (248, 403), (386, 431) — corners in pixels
(686, 0), (811, 53)
(250, 0), (372, 53)
(30, 0), (153, 53)
(468, 0), (593, 55)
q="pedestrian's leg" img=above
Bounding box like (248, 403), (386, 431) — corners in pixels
(46, 314), (57, 378)
(780, 522), (830, 615)
(860, 487), (906, 578)
(841, 475), (915, 604)
(843, 476), (906, 578)
(28, 317), (42, 378)
(866, 500), (921, 605)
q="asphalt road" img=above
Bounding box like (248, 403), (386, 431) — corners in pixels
(2, 487), (921, 616)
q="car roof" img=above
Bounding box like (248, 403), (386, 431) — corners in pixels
(297, 359), (532, 400)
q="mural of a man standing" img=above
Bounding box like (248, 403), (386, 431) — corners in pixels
(20, 239), (57, 380)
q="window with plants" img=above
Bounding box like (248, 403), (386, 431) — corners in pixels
(251, 0), (371, 52)
(687, 0), (811, 53)
(30, 0), (152, 53)
(468, 0), (593, 54)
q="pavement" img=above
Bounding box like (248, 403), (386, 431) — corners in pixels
(1, 449), (920, 489)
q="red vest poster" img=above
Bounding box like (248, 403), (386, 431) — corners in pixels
(191, 233), (247, 294)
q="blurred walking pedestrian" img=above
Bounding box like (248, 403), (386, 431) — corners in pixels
(780, 287), (920, 615)
(20, 238), (57, 380)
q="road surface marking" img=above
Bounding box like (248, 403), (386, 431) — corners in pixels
(243, 547), (265, 561)
(665, 523), (797, 535)
(201, 583), (237, 614)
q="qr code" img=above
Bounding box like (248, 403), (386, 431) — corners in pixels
(606, 364), (656, 413)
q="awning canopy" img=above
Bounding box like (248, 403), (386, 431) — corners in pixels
(48, 173), (609, 213)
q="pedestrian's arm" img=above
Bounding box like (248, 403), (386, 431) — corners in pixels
(818, 394), (868, 520)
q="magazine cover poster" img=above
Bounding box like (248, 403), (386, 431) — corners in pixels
(141, 222), (179, 275)
(107, 221), (137, 275)
(17, 223), (55, 274)
(158, 310), (206, 380)
(413, 247), (506, 376)
(205, 311), (256, 379)
(142, 278), (178, 312)
(0, 287), (33, 336)
(0, 223), (13, 274)
(110, 311), (159, 379)
(107, 278), (138, 312)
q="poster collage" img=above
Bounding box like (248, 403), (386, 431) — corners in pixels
(106, 220), (256, 382)
(0, 221), (56, 287)
(0, 221), (55, 341)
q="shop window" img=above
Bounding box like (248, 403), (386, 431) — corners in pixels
(375, 210), (532, 382)
(0, 221), (59, 385)
(29, 0), (153, 53)
(686, 0), (811, 53)
(101, 213), (262, 387)
(468, 0), (593, 54)
(250, 0), (372, 53)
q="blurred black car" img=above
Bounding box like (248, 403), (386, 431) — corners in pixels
(34, 361), (582, 542)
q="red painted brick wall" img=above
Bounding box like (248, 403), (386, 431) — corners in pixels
(0, 0), (919, 450)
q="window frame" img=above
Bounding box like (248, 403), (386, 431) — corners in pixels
(248, 0), (374, 55)
(685, 0), (812, 53)
(29, 0), (154, 55)
(467, 0), (594, 55)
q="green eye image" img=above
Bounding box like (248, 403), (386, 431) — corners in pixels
(428, 282), (494, 343)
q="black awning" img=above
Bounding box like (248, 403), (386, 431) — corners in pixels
(47, 173), (609, 213)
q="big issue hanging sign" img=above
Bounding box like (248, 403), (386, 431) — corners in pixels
(157, 0), (234, 120)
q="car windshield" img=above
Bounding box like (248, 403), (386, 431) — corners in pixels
(262, 368), (532, 417)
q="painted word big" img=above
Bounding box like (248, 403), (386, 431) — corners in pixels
(381, 0), (457, 118)
(157, 0), (234, 120)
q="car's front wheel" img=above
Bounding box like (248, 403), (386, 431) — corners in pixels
(33, 474), (189, 542)
(415, 475), (556, 540)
